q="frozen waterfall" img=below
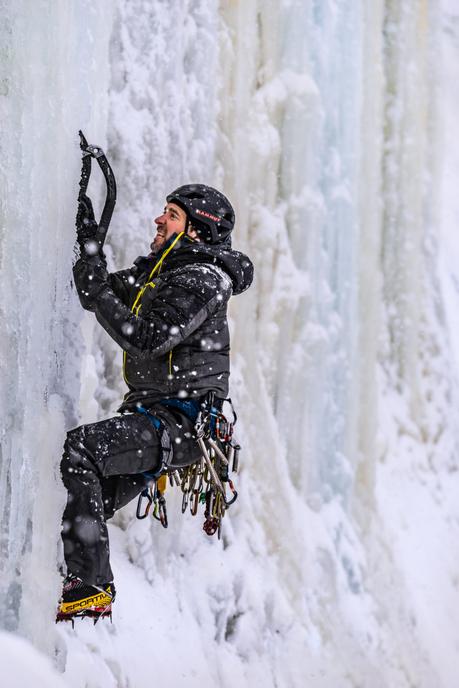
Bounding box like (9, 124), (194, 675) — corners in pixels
(1, 2), (459, 687)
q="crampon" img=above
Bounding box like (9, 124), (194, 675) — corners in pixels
(56, 603), (113, 627)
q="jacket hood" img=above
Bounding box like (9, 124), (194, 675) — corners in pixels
(137, 238), (254, 295)
(171, 243), (253, 295)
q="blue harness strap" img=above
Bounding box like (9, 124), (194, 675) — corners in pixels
(135, 405), (168, 481)
(159, 398), (200, 422)
(136, 404), (161, 429)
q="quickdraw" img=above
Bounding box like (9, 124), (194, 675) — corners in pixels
(136, 474), (168, 528)
(78, 130), (117, 251)
(136, 394), (241, 539)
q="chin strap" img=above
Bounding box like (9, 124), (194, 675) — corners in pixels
(184, 218), (198, 241)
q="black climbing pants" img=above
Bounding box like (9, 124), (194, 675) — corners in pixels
(60, 405), (201, 586)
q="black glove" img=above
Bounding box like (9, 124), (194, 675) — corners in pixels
(76, 194), (102, 258)
(73, 255), (109, 312)
(76, 192), (96, 226)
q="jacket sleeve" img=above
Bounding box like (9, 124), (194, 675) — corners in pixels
(73, 257), (109, 312)
(93, 265), (233, 357)
(107, 268), (137, 306)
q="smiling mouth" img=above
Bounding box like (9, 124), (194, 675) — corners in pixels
(150, 226), (166, 252)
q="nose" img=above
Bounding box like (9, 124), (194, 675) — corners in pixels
(155, 212), (166, 225)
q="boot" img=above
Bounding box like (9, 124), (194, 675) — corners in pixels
(56, 573), (115, 623)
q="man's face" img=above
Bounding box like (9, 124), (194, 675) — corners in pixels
(150, 202), (187, 254)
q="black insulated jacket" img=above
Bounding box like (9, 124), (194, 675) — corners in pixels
(75, 236), (253, 411)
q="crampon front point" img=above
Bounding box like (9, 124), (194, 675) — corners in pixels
(56, 604), (113, 626)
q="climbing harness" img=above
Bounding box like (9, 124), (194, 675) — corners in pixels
(134, 405), (173, 528)
(78, 130), (117, 251)
(135, 393), (241, 539)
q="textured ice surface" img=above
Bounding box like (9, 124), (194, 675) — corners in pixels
(1, 1), (459, 687)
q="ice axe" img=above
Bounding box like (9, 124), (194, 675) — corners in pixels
(77, 130), (117, 251)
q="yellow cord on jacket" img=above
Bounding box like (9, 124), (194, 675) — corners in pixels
(123, 232), (185, 385)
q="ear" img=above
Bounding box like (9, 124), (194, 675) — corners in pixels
(187, 225), (200, 241)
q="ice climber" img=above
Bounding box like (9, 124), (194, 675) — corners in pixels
(57, 183), (253, 622)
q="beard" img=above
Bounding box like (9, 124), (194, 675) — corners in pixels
(150, 227), (167, 254)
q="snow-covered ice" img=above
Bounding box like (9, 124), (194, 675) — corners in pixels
(1, 1), (459, 687)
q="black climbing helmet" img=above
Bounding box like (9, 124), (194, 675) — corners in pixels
(166, 184), (235, 244)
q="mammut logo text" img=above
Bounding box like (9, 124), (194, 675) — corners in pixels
(195, 209), (220, 222)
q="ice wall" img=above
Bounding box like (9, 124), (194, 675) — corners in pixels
(1, 1), (459, 687)
(213, 2), (456, 685)
(0, 0), (114, 641)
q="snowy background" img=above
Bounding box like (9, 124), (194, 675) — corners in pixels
(1, 1), (459, 686)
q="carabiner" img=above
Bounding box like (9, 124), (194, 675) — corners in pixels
(182, 490), (190, 514)
(158, 495), (168, 528)
(136, 487), (153, 519)
(190, 490), (200, 516)
(224, 478), (238, 507)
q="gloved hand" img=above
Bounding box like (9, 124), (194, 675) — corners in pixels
(73, 254), (109, 312)
(76, 194), (102, 258)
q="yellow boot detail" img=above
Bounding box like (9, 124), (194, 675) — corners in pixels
(59, 588), (112, 615)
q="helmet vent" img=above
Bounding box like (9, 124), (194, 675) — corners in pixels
(185, 192), (205, 200)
